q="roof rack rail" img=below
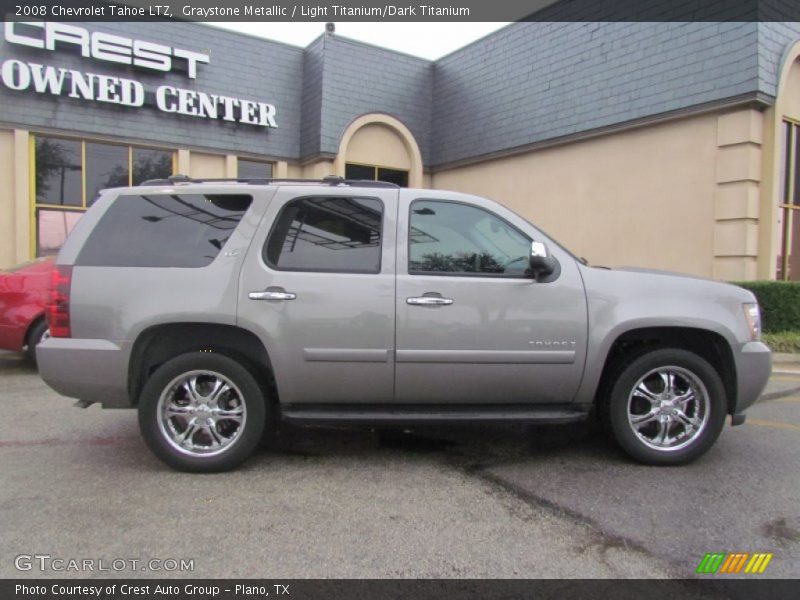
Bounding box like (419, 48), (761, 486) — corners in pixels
(138, 174), (400, 188)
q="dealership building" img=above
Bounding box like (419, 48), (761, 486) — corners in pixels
(2, 20), (800, 280)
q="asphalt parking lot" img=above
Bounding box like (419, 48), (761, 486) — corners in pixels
(0, 351), (798, 579)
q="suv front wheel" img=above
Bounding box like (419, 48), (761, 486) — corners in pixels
(138, 352), (267, 472)
(607, 348), (727, 465)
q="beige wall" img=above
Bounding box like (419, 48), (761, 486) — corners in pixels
(346, 123), (412, 170)
(0, 130), (16, 269)
(783, 58), (800, 118)
(301, 159), (335, 179)
(188, 152), (227, 178)
(759, 45), (800, 280)
(433, 112), (759, 279)
(0, 129), (30, 269)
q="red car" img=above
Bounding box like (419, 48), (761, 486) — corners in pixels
(0, 257), (54, 364)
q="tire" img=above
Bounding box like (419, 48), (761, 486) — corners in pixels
(25, 319), (50, 365)
(606, 348), (727, 466)
(138, 352), (267, 472)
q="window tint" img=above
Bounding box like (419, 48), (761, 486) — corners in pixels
(238, 159), (273, 180)
(265, 197), (383, 273)
(85, 142), (129, 204)
(344, 163), (409, 187)
(409, 200), (531, 276)
(132, 148), (174, 186)
(77, 194), (252, 268)
(35, 137), (82, 206)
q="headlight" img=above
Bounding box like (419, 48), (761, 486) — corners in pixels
(743, 303), (761, 341)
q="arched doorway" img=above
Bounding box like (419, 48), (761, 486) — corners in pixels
(335, 114), (423, 188)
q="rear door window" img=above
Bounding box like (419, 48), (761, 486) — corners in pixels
(76, 193), (252, 268)
(264, 196), (383, 273)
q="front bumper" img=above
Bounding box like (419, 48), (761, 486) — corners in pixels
(37, 338), (131, 408)
(732, 341), (772, 417)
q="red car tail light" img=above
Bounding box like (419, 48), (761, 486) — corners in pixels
(46, 265), (72, 338)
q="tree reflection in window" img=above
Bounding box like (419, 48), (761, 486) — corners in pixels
(409, 200), (531, 276)
(35, 138), (82, 206)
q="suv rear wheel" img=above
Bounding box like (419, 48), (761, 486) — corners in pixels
(138, 352), (266, 472)
(607, 348), (727, 465)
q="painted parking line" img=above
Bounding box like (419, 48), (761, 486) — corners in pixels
(775, 396), (800, 403)
(747, 418), (800, 433)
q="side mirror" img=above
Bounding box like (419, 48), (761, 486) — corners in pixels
(529, 241), (557, 280)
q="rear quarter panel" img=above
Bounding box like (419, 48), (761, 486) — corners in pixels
(61, 186), (274, 344)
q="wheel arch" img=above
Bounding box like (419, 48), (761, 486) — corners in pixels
(593, 326), (737, 416)
(128, 323), (277, 407)
(24, 312), (47, 347)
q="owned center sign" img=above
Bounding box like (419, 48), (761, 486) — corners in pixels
(1, 22), (278, 129)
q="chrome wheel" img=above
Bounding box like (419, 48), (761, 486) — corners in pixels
(626, 366), (710, 453)
(157, 370), (247, 457)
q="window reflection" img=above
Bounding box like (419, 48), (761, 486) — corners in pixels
(238, 159), (273, 180)
(85, 142), (129, 205)
(409, 200), (531, 276)
(35, 138), (82, 206)
(36, 209), (83, 256)
(132, 148), (173, 186)
(265, 197), (383, 273)
(77, 194), (252, 268)
(32, 135), (176, 257)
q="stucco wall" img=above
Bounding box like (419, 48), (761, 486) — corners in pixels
(346, 123), (412, 170)
(0, 130), (16, 269)
(431, 113), (721, 278)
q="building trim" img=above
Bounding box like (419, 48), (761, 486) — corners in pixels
(429, 92), (774, 172)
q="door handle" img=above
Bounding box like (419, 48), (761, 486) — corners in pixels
(249, 288), (297, 301)
(407, 296), (453, 306)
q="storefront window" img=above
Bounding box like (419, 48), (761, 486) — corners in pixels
(85, 142), (129, 205)
(238, 158), (273, 180)
(36, 209), (84, 256)
(132, 148), (174, 186)
(35, 138), (82, 207)
(345, 163), (409, 187)
(32, 134), (175, 257)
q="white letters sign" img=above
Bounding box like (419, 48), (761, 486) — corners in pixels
(2, 22), (278, 129)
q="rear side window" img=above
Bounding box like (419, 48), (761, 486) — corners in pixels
(76, 193), (252, 268)
(264, 196), (383, 273)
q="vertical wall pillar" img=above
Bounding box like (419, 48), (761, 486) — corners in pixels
(713, 110), (763, 281)
(274, 161), (289, 178)
(225, 154), (237, 178)
(177, 149), (191, 175)
(13, 129), (30, 264)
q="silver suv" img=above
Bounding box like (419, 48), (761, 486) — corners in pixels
(38, 176), (772, 471)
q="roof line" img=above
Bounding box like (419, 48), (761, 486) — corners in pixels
(428, 92), (773, 171)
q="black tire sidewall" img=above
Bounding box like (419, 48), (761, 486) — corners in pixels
(138, 352), (267, 472)
(608, 348), (727, 466)
(25, 319), (49, 364)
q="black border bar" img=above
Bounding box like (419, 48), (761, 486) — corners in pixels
(1, 0), (799, 22)
(3, 579), (800, 600)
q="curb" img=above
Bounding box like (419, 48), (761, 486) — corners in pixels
(772, 352), (800, 364)
(760, 384), (800, 402)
